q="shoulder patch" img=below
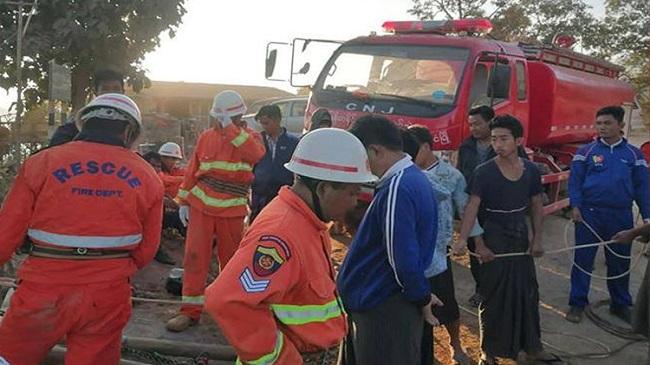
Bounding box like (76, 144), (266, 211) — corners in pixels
(259, 235), (292, 259)
(239, 267), (270, 293)
(253, 245), (284, 277)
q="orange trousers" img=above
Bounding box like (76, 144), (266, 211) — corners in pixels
(0, 280), (131, 365)
(180, 206), (244, 319)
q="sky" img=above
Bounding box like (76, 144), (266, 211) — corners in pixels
(0, 0), (606, 113)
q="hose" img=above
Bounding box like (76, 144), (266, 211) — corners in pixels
(584, 299), (647, 341)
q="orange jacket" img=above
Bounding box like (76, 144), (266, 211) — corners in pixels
(0, 141), (164, 285)
(205, 187), (346, 364)
(178, 124), (264, 217)
(159, 166), (185, 198)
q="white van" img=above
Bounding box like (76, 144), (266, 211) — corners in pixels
(243, 96), (308, 135)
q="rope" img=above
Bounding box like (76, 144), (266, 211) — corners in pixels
(453, 218), (646, 281)
(562, 219), (645, 280)
(458, 302), (643, 360)
(580, 219), (633, 260)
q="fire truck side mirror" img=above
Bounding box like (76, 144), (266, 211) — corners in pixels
(265, 49), (278, 79)
(488, 63), (511, 101)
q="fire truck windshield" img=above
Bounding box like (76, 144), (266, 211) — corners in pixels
(318, 44), (470, 106)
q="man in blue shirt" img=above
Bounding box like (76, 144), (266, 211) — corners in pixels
(566, 106), (650, 324)
(338, 116), (441, 365)
(250, 105), (299, 222)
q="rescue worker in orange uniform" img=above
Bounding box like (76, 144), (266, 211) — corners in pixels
(0, 94), (164, 365)
(166, 90), (265, 332)
(155, 141), (187, 265)
(205, 128), (378, 365)
(158, 141), (186, 198)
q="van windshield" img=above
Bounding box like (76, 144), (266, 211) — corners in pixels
(318, 45), (470, 105)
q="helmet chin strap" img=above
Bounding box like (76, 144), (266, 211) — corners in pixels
(298, 176), (326, 222)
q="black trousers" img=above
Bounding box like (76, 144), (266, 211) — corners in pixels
(163, 209), (186, 237)
(343, 294), (423, 365)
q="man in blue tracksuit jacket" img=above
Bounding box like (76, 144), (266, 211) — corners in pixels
(338, 116), (441, 365)
(566, 106), (650, 324)
(250, 105), (299, 222)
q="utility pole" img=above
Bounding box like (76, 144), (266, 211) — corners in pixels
(6, 1), (36, 161)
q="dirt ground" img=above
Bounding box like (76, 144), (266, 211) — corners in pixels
(130, 218), (649, 365)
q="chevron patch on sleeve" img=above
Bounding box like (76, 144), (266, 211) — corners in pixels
(239, 267), (270, 293)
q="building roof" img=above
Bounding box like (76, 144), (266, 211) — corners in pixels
(132, 80), (294, 103)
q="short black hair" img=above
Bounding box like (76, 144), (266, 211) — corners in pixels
(93, 69), (124, 93)
(400, 128), (420, 160)
(83, 118), (129, 136)
(596, 106), (625, 123)
(143, 151), (162, 164)
(256, 104), (282, 121)
(489, 114), (524, 138)
(408, 124), (433, 149)
(348, 115), (402, 151)
(469, 105), (495, 122)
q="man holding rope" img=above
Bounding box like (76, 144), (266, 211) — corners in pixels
(566, 106), (650, 324)
(454, 115), (562, 365)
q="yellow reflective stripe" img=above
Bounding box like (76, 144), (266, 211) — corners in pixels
(182, 295), (204, 305)
(190, 186), (248, 208)
(177, 189), (189, 199)
(231, 130), (250, 147)
(199, 161), (252, 172)
(235, 331), (284, 365)
(257, 246), (284, 264)
(270, 299), (343, 325)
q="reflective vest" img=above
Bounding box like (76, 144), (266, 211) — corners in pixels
(205, 187), (347, 364)
(0, 141), (165, 284)
(178, 125), (264, 217)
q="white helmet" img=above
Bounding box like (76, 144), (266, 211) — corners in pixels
(76, 93), (142, 147)
(209, 90), (247, 125)
(158, 142), (183, 159)
(285, 128), (377, 183)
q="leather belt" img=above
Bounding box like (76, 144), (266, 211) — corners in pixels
(301, 345), (340, 365)
(198, 176), (250, 198)
(30, 244), (131, 260)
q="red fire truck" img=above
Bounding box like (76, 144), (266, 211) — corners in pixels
(265, 19), (636, 214)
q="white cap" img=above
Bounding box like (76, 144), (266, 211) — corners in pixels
(158, 142), (183, 159)
(209, 90), (247, 126)
(285, 128), (377, 183)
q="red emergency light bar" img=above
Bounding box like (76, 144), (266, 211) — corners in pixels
(382, 18), (493, 35)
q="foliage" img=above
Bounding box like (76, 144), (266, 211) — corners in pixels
(0, 0), (187, 111)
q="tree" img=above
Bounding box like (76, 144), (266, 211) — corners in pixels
(591, 0), (649, 87)
(409, 0), (596, 46)
(595, 0), (649, 126)
(409, 0), (488, 20)
(0, 0), (187, 111)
